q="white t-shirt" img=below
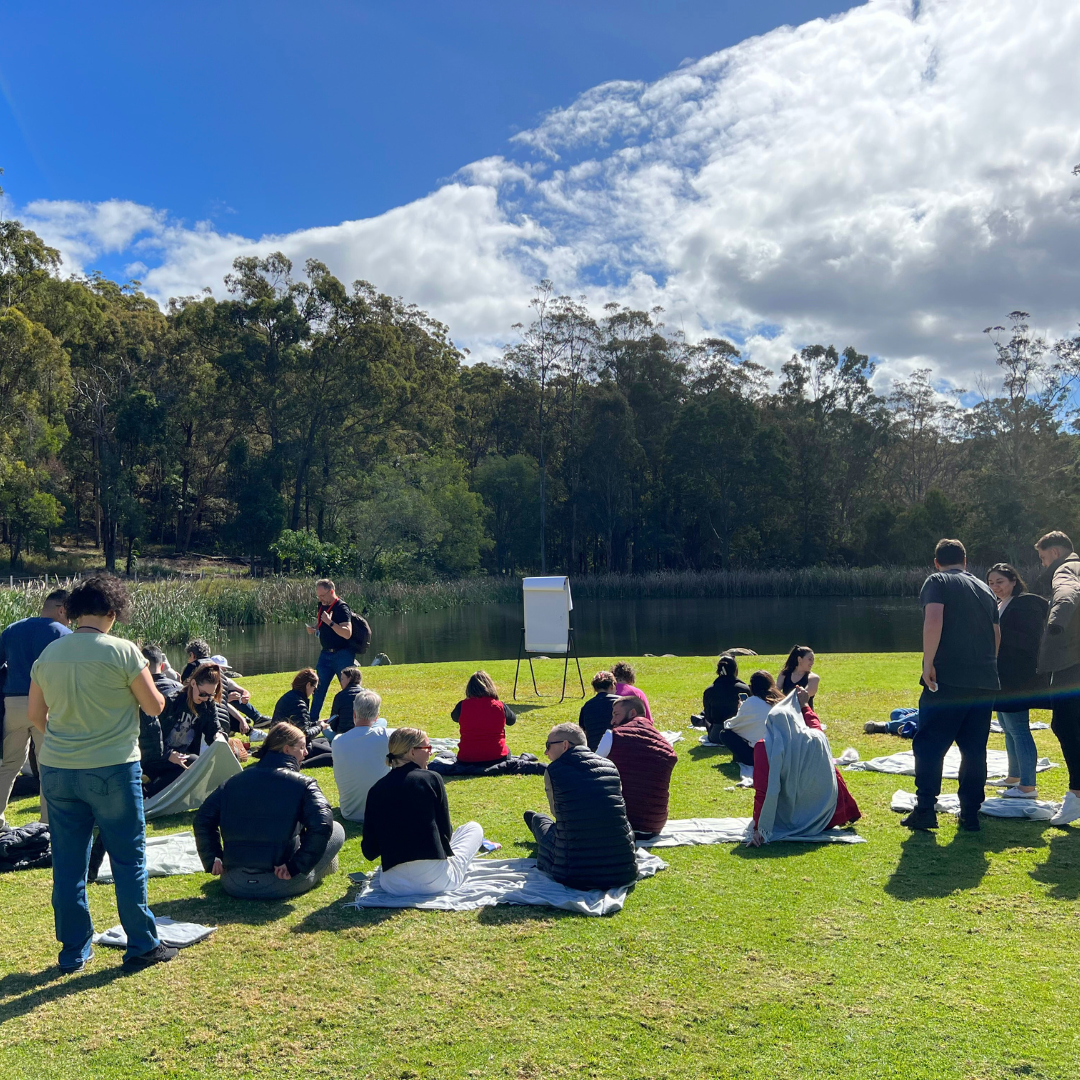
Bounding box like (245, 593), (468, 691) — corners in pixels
(332, 724), (390, 822)
(724, 695), (772, 747)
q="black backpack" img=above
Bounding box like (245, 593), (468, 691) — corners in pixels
(349, 614), (372, 655)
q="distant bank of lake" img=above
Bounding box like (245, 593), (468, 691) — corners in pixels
(216, 595), (923, 676)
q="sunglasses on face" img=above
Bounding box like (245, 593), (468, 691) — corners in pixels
(545, 739), (567, 749)
(414, 744), (433, 753)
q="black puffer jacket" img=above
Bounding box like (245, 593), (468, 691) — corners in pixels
(138, 672), (182, 763)
(329, 684), (364, 738)
(194, 751), (333, 876)
(273, 688), (321, 741)
(538, 745), (637, 890)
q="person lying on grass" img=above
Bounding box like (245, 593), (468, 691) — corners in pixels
(361, 727), (485, 896)
(194, 722), (344, 900)
(749, 687), (861, 847)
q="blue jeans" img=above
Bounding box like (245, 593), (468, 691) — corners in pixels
(40, 761), (160, 966)
(311, 648), (355, 722)
(997, 709), (1038, 787)
(888, 707), (920, 736)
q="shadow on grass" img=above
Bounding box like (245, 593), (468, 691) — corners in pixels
(1029, 825), (1080, 899)
(728, 839), (830, 861)
(886, 820), (1049, 900)
(476, 903), (580, 925)
(0, 963), (130, 1024)
(291, 892), (400, 934)
(150, 885), (296, 925)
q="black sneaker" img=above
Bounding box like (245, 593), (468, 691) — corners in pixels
(900, 807), (939, 831)
(864, 721), (889, 734)
(59, 949), (94, 975)
(122, 943), (179, 971)
(958, 816), (981, 832)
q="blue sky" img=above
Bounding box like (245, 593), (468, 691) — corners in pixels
(0, 0), (855, 236)
(2, 0), (1078, 389)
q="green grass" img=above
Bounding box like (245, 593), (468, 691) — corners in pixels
(2, 653), (1078, 1080)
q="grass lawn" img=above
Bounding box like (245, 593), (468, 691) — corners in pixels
(2, 652), (1078, 1080)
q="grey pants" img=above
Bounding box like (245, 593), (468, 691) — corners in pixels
(221, 822), (345, 899)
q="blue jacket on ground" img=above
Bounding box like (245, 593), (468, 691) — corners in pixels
(1, 617), (72, 696)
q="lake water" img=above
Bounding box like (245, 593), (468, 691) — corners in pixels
(211, 596), (923, 676)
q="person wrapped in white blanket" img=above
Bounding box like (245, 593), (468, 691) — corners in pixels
(361, 727), (484, 896)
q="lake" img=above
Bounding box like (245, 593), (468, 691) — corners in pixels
(211, 596), (923, 676)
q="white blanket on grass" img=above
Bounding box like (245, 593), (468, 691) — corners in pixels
(143, 739), (243, 819)
(93, 917), (216, 949)
(96, 830), (203, 883)
(890, 789), (1059, 821)
(345, 849), (666, 916)
(990, 717), (1049, 732)
(637, 817), (866, 846)
(845, 747), (1057, 778)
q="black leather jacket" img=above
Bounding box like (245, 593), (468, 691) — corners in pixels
(193, 751), (334, 876)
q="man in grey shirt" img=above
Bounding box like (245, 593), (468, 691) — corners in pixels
(332, 690), (390, 822)
(903, 538), (1000, 832)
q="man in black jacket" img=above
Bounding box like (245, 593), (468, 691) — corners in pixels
(194, 723), (344, 899)
(525, 722), (638, 890)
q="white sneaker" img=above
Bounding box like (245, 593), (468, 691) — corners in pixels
(1050, 791), (1080, 825)
(987, 777), (1018, 787)
(1000, 786), (1037, 799)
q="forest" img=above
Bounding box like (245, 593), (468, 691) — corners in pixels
(3, 206), (1080, 580)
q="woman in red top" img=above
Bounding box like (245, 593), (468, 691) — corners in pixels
(450, 671), (519, 767)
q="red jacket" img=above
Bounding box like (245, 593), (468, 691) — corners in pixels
(456, 697), (511, 763)
(607, 717), (678, 835)
(752, 705), (860, 828)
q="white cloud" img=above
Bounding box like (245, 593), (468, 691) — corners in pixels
(14, 0), (1080, 384)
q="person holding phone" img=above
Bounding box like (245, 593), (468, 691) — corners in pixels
(902, 538), (1000, 832)
(305, 579), (355, 725)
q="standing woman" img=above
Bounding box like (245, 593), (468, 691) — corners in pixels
(778, 646), (820, 708)
(27, 575), (178, 972)
(987, 563), (1049, 797)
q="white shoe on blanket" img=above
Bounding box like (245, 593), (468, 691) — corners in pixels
(1000, 786), (1038, 799)
(1050, 791), (1080, 825)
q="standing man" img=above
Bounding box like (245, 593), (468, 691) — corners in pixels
(902, 538), (1000, 832)
(0, 589), (71, 828)
(306, 579), (354, 724)
(1034, 531), (1080, 825)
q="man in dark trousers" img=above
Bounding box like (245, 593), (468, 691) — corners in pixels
(0, 589), (71, 827)
(902, 538), (1000, 832)
(305, 578), (355, 724)
(1034, 531), (1080, 825)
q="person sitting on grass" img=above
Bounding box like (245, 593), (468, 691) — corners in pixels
(578, 670), (619, 751)
(748, 687), (861, 846)
(332, 689), (389, 823)
(524, 722), (638, 891)
(450, 670), (519, 766)
(702, 654), (751, 744)
(597, 697), (678, 839)
(272, 668), (333, 768)
(777, 646), (820, 707)
(141, 661), (230, 796)
(612, 661), (652, 721)
(361, 727), (484, 896)
(194, 722), (344, 900)
(181, 638), (211, 681)
(181, 638), (262, 728)
(718, 670), (781, 771)
(328, 666), (365, 740)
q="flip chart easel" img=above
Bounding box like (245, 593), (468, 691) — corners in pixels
(513, 576), (585, 703)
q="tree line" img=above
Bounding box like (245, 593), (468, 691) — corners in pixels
(3, 204), (1080, 578)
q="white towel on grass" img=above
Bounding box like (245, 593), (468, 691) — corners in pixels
(990, 717), (1049, 733)
(636, 817), (866, 846)
(845, 747), (1057, 778)
(660, 730), (683, 746)
(93, 917), (216, 949)
(143, 739), (243, 819)
(345, 849), (666, 916)
(890, 789), (1059, 821)
(96, 831), (203, 883)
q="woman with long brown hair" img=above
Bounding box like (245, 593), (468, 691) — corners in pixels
(717, 670), (782, 771)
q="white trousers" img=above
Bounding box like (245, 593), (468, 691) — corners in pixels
(379, 821), (484, 896)
(1, 696), (47, 826)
